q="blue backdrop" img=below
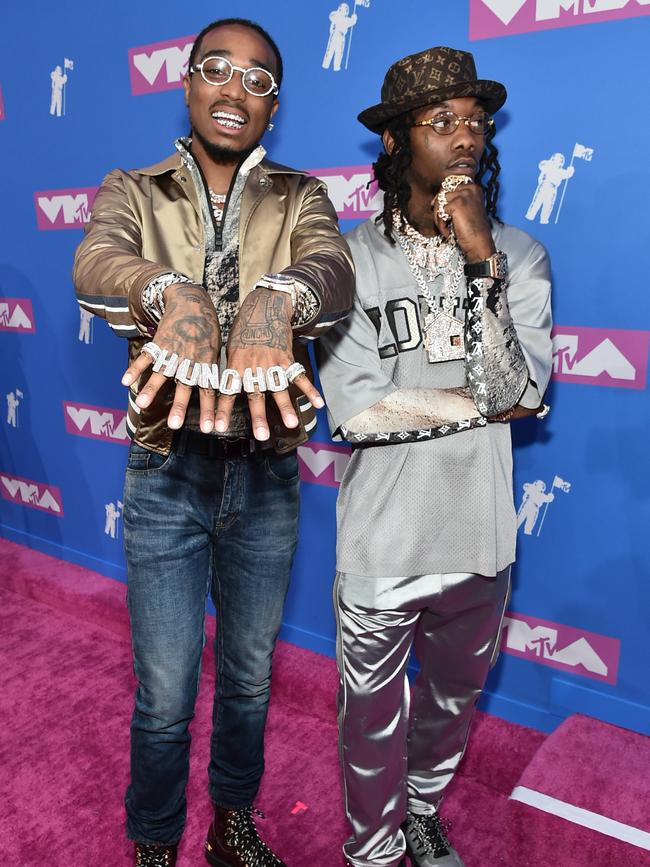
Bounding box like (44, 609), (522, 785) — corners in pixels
(1, 0), (649, 735)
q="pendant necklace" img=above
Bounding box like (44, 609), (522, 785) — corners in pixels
(393, 210), (466, 363)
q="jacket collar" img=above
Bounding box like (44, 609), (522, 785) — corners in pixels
(136, 152), (183, 177)
(134, 144), (309, 180)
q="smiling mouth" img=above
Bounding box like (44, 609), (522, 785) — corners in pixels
(211, 110), (248, 130)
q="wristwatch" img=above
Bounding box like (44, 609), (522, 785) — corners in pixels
(254, 272), (297, 311)
(464, 252), (508, 280)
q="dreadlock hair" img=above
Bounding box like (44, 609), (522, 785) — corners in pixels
(188, 18), (283, 88)
(476, 123), (501, 222)
(373, 111), (503, 244)
(372, 113), (414, 245)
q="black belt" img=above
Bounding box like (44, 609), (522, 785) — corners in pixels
(179, 429), (268, 459)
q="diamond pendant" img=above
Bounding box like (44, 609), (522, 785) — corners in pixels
(423, 311), (465, 363)
(430, 244), (454, 272)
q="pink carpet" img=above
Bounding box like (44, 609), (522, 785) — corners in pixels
(1, 538), (648, 866)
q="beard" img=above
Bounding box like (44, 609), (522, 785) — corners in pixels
(192, 127), (255, 165)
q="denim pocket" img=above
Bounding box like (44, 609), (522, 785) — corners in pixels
(126, 442), (174, 474)
(263, 450), (300, 484)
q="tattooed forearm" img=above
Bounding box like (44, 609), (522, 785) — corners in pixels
(165, 286), (215, 318)
(229, 290), (292, 352)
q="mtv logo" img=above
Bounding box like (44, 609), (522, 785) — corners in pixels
(311, 166), (383, 219)
(478, 0), (527, 24)
(129, 36), (194, 95)
(470, 0), (650, 39)
(0, 298), (35, 333)
(501, 611), (620, 684)
(34, 187), (98, 230)
(0, 473), (64, 516)
(551, 326), (650, 389)
(63, 402), (129, 444)
(298, 441), (351, 488)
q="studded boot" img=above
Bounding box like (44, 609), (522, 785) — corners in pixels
(205, 805), (288, 866)
(402, 812), (464, 866)
(134, 842), (178, 866)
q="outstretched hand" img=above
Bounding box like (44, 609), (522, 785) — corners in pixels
(215, 287), (323, 441)
(122, 284), (222, 433)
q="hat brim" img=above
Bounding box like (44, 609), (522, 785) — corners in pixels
(358, 79), (507, 134)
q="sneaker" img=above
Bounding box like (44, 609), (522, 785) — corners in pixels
(402, 812), (464, 866)
(134, 843), (178, 866)
(205, 805), (287, 866)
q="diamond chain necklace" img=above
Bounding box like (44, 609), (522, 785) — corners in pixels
(392, 210), (467, 363)
(393, 211), (466, 317)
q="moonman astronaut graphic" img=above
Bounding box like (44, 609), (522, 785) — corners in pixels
(78, 307), (94, 343)
(322, 3), (358, 72)
(50, 65), (67, 116)
(517, 480), (554, 535)
(526, 153), (575, 225)
(104, 500), (123, 538)
(6, 391), (21, 427)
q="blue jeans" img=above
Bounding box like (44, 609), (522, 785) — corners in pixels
(122, 432), (300, 845)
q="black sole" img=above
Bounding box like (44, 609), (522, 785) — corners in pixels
(204, 843), (286, 867)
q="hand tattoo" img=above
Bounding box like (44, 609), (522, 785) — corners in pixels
(158, 286), (221, 359)
(229, 291), (291, 353)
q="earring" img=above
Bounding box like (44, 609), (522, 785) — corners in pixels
(266, 122), (274, 131)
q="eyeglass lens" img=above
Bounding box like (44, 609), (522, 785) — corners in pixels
(425, 111), (491, 135)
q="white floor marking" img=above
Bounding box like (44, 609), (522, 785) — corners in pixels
(510, 786), (650, 851)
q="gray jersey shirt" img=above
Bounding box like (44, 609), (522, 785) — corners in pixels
(316, 215), (552, 578)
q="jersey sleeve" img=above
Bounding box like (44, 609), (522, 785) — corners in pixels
(497, 225), (553, 409)
(315, 228), (397, 437)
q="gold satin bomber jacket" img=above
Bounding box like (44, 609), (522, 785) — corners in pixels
(73, 152), (355, 455)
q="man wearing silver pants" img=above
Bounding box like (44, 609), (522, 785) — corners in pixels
(317, 46), (553, 866)
(335, 569), (510, 865)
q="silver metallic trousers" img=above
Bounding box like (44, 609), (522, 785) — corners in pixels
(334, 568), (511, 867)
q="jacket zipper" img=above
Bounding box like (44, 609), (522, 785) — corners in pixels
(192, 150), (249, 253)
